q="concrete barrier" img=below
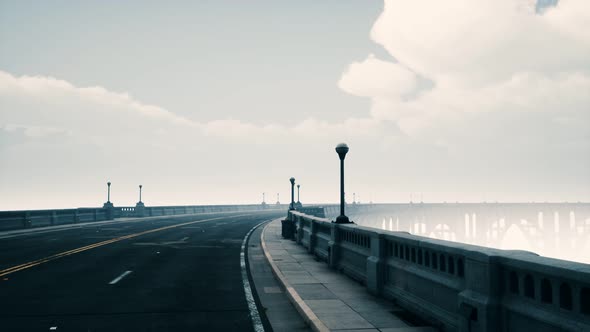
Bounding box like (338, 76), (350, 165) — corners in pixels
(0, 204), (287, 232)
(0, 208), (109, 231)
(287, 210), (590, 332)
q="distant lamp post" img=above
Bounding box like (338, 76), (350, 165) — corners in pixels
(289, 177), (296, 210)
(135, 184), (145, 214)
(335, 143), (351, 223)
(296, 184), (302, 208)
(103, 181), (114, 213)
(276, 193), (280, 205)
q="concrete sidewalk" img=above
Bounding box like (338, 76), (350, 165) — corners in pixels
(261, 219), (437, 332)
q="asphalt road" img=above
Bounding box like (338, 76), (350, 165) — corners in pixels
(0, 210), (286, 331)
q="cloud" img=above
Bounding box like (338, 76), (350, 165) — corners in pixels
(370, 0), (589, 84)
(0, 68), (398, 209)
(1, 0), (589, 209)
(0, 69), (392, 148)
(338, 0), (590, 137)
(338, 54), (417, 98)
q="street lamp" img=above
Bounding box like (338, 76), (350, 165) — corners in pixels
(103, 181), (114, 212)
(335, 143), (351, 223)
(135, 184), (145, 214)
(289, 177), (296, 210)
(297, 184), (301, 205)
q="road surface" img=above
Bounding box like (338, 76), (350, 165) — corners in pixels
(0, 210), (287, 331)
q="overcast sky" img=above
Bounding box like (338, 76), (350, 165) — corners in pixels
(1, 0), (589, 210)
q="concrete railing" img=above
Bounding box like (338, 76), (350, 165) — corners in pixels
(285, 210), (590, 332)
(114, 204), (284, 218)
(0, 208), (111, 231)
(0, 204), (285, 232)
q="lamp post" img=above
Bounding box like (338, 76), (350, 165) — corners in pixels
(297, 184), (301, 204)
(335, 143), (351, 223)
(289, 177), (295, 210)
(135, 184), (145, 216)
(103, 181), (114, 217)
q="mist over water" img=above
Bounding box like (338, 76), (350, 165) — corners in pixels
(331, 204), (590, 264)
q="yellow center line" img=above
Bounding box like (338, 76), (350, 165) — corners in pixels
(0, 213), (254, 278)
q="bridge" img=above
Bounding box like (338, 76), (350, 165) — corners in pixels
(1, 146), (589, 331)
(1, 199), (589, 331)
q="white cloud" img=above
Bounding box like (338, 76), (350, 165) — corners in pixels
(369, 0), (590, 85)
(0, 71), (192, 125)
(338, 54), (417, 98)
(338, 0), (590, 137)
(1, 0), (589, 209)
(0, 70), (390, 146)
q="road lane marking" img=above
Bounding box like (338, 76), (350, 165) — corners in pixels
(241, 220), (269, 332)
(0, 213), (256, 278)
(109, 270), (133, 284)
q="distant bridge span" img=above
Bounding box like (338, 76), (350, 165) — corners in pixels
(312, 202), (590, 258)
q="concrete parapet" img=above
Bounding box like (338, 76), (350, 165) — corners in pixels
(0, 204), (287, 232)
(286, 210), (590, 332)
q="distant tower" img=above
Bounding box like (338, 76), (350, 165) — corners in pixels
(262, 192), (267, 207)
(353, 192), (356, 205)
(276, 193), (280, 205)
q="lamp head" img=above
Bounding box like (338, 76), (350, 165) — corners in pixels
(335, 143), (349, 160)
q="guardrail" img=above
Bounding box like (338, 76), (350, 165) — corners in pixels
(285, 210), (590, 332)
(0, 204), (285, 232)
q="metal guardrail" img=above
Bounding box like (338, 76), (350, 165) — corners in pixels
(285, 210), (590, 332)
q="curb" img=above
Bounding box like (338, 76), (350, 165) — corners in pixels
(260, 220), (330, 332)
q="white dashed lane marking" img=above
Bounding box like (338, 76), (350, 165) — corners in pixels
(109, 270), (133, 285)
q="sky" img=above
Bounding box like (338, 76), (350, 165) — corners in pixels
(1, 0), (589, 210)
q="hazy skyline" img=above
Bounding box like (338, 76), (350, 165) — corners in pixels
(1, 0), (589, 210)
